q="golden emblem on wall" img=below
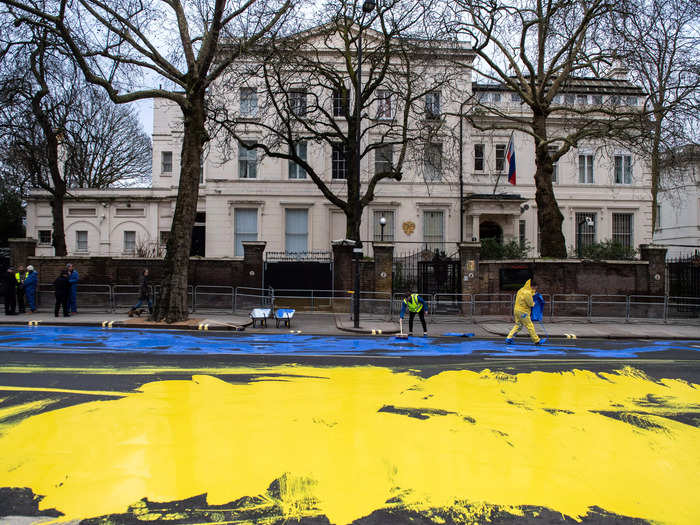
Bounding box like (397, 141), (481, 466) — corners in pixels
(402, 221), (415, 236)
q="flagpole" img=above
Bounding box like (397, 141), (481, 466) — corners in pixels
(492, 130), (514, 194)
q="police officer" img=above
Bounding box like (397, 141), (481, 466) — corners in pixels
(399, 292), (428, 336)
(15, 265), (27, 314)
(4, 267), (17, 315)
(24, 265), (38, 313)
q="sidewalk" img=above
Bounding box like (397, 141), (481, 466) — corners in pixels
(1, 310), (700, 339)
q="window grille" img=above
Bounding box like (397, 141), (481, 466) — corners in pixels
(575, 212), (597, 255)
(38, 230), (52, 245)
(373, 210), (395, 242)
(612, 213), (633, 248)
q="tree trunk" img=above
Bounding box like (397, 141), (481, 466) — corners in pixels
(532, 114), (567, 258)
(344, 206), (362, 243)
(50, 186), (67, 256)
(152, 95), (207, 323)
(650, 117), (662, 232)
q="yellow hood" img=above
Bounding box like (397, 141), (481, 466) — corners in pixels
(514, 279), (535, 313)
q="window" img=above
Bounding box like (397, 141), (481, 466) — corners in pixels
(425, 91), (441, 119)
(331, 143), (348, 179)
(614, 154), (632, 184)
(289, 141), (307, 179)
(519, 220), (526, 247)
(548, 147), (558, 183)
(564, 94), (575, 105)
(234, 208), (258, 257)
(76, 231), (88, 253)
(575, 212), (597, 255)
(592, 94), (603, 105)
(476, 91), (487, 102)
(423, 210), (444, 251)
(376, 90), (392, 119)
(510, 93), (521, 103)
(161, 151), (173, 173)
(374, 144), (393, 175)
(491, 92), (501, 103)
(124, 231), (136, 254)
(610, 95), (621, 105)
(474, 143), (484, 171)
(495, 144), (506, 172)
(332, 88), (348, 118)
(159, 231), (169, 246)
(612, 213), (633, 248)
(626, 96), (638, 106)
(373, 210), (395, 242)
(285, 209), (308, 253)
(289, 89), (307, 116)
(238, 142), (257, 178)
(656, 205), (662, 230)
(240, 87), (258, 117)
(578, 154), (594, 183)
(423, 143), (442, 181)
(38, 230), (52, 245)
(576, 94), (588, 105)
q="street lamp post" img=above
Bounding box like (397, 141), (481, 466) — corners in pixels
(353, 0), (376, 328)
(380, 216), (386, 241)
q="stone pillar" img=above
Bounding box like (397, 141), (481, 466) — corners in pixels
(242, 241), (266, 289)
(9, 238), (37, 268)
(459, 241), (481, 304)
(640, 244), (667, 295)
(372, 242), (394, 296)
(332, 241), (354, 294)
(471, 215), (480, 241)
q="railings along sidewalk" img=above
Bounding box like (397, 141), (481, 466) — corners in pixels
(37, 283), (112, 312)
(194, 286), (235, 313)
(234, 287), (273, 313)
(589, 295), (628, 321)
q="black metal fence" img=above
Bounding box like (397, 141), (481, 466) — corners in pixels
(393, 246), (460, 295)
(667, 254), (700, 298)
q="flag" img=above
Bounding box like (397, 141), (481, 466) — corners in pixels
(506, 135), (516, 185)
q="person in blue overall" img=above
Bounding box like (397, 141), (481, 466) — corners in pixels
(399, 292), (428, 336)
(66, 263), (79, 314)
(23, 265), (38, 313)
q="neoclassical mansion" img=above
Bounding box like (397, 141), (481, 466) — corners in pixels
(26, 32), (651, 262)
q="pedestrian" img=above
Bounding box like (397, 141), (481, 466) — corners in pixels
(66, 263), (79, 313)
(15, 265), (27, 314)
(399, 292), (429, 336)
(54, 270), (71, 318)
(3, 267), (17, 315)
(505, 278), (541, 345)
(24, 265), (38, 313)
(129, 268), (153, 316)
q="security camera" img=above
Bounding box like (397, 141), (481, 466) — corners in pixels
(585, 216), (594, 227)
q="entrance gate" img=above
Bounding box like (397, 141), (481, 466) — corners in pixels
(263, 251), (333, 292)
(393, 249), (461, 296)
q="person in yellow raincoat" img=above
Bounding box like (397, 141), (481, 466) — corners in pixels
(505, 278), (541, 344)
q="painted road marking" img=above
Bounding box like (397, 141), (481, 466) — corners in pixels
(198, 323), (209, 331)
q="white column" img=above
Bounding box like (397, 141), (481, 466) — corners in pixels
(472, 215), (480, 241)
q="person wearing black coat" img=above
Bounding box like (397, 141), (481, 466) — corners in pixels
(128, 269), (152, 316)
(54, 270), (71, 317)
(3, 267), (17, 315)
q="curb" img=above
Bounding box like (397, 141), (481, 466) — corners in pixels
(334, 316), (400, 335)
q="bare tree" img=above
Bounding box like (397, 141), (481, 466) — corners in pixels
(64, 88), (152, 189)
(0, 19), (152, 255)
(212, 0), (466, 242)
(610, 0), (700, 229)
(1, 0), (291, 322)
(449, 0), (641, 257)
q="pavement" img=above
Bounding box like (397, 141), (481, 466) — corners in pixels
(1, 308), (699, 339)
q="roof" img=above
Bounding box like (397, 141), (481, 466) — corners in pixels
(473, 76), (645, 96)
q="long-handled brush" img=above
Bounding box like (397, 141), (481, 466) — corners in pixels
(396, 318), (408, 339)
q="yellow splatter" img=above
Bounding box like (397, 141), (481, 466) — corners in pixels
(0, 366), (698, 524)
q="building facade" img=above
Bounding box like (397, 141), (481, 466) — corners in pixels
(26, 31), (653, 262)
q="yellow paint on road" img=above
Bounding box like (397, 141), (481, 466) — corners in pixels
(0, 366), (698, 524)
(0, 386), (131, 397)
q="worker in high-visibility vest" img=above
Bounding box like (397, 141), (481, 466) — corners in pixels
(399, 292), (428, 336)
(14, 265), (27, 314)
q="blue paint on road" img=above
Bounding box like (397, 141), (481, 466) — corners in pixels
(0, 326), (698, 358)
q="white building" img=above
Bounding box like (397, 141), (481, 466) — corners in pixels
(653, 145), (700, 258)
(26, 30), (652, 261)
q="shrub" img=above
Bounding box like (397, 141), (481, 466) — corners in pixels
(481, 238), (531, 260)
(573, 240), (637, 260)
